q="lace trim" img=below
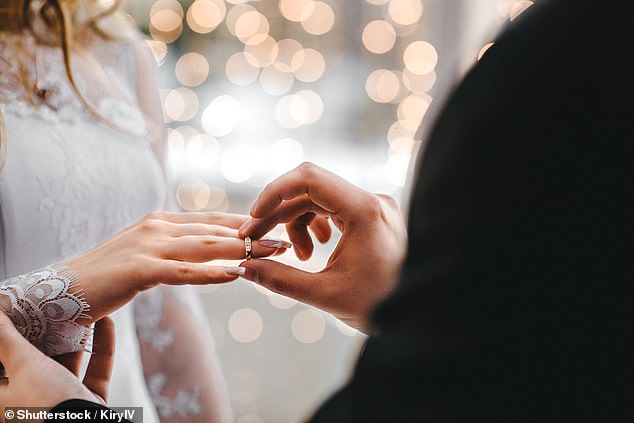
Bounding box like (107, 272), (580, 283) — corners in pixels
(148, 373), (202, 419)
(0, 265), (91, 356)
(134, 288), (174, 352)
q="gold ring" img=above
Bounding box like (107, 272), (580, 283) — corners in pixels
(244, 236), (252, 260)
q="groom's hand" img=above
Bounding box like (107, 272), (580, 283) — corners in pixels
(239, 162), (407, 332)
(0, 311), (115, 416)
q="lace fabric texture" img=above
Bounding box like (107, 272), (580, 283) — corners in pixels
(0, 31), (148, 136)
(0, 265), (91, 356)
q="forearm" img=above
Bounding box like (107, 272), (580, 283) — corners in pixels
(135, 286), (233, 423)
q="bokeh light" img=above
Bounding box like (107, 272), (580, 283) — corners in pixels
(269, 137), (305, 173)
(478, 42), (495, 60)
(510, 1), (534, 20)
(201, 95), (242, 137)
(279, 0), (315, 23)
(221, 145), (257, 183)
(403, 41), (438, 75)
(163, 87), (198, 121)
(234, 10), (270, 44)
(186, 0), (226, 34)
(366, 69), (401, 103)
(225, 52), (260, 86)
(244, 35), (279, 68)
(301, 1), (336, 35)
(175, 52), (210, 87)
(149, 0), (183, 43)
(402, 68), (436, 92)
(397, 93), (432, 126)
(228, 308), (263, 343)
(273, 39), (304, 72)
(291, 309), (326, 344)
(362, 20), (397, 54)
(259, 66), (294, 96)
(185, 134), (220, 169)
(387, 0), (424, 27)
(292, 48), (325, 82)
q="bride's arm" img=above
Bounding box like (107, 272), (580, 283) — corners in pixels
(134, 286), (233, 423)
(0, 211), (285, 358)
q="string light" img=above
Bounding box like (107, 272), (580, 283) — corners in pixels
(139, 0), (448, 202)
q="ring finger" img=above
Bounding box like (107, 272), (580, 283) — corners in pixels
(162, 235), (292, 262)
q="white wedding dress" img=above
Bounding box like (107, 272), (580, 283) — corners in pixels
(0, 31), (229, 422)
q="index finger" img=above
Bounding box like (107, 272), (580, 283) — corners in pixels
(250, 163), (367, 220)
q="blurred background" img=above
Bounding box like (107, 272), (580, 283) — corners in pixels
(121, 1), (533, 422)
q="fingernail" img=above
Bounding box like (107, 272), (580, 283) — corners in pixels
(225, 266), (246, 276)
(260, 239), (293, 249)
(239, 220), (251, 233)
(249, 200), (259, 216)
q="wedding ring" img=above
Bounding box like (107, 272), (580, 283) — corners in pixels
(244, 236), (252, 260)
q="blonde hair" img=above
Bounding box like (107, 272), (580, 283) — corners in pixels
(0, 0), (128, 164)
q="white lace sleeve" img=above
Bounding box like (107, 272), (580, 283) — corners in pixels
(134, 286), (233, 423)
(0, 265), (91, 356)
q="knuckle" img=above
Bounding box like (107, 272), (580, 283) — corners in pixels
(175, 263), (195, 280)
(201, 236), (219, 247)
(140, 218), (163, 232)
(361, 194), (383, 218)
(376, 193), (399, 209)
(297, 161), (318, 177)
(133, 256), (154, 283)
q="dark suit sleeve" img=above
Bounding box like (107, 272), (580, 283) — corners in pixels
(309, 1), (633, 422)
(47, 400), (133, 423)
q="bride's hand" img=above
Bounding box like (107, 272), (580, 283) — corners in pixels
(65, 211), (290, 323)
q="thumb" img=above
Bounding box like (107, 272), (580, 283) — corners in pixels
(83, 317), (116, 403)
(240, 259), (323, 306)
(0, 310), (35, 372)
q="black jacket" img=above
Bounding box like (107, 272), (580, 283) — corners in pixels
(309, 0), (632, 421)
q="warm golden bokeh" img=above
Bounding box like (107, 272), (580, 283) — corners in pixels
(186, 0), (226, 33)
(279, 0), (315, 22)
(244, 35), (279, 68)
(403, 41), (438, 75)
(273, 39), (304, 73)
(366, 69), (401, 103)
(175, 52), (210, 87)
(225, 52), (260, 86)
(292, 48), (325, 82)
(362, 20), (397, 54)
(387, 0), (424, 27)
(301, 1), (336, 35)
